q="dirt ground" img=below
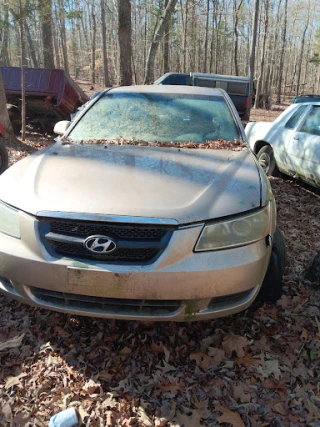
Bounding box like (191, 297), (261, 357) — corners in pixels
(0, 102), (320, 426)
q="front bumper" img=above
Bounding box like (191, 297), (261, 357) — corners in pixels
(0, 211), (271, 321)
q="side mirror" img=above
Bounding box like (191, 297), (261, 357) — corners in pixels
(53, 120), (71, 136)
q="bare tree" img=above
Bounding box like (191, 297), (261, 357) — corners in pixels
(91, 4), (96, 85)
(163, 0), (170, 74)
(203, 0), (210, 72)
(118, 0), (132, 86)
(144, 0), (178, 84)
(296, 2), (312, 96)
(254, 0), (269, 109)
(0, 5), (10, 66)
(40, 0), (55, 68)
(233, 0), (244, 76)
(0, 73), (15, 141)
(24, 21), (39, 68)
(249, 0), (260, 117)
(57, 0), (69, 74)
(101, 0), (111, 87)
(276, 0), (288, 104)
(19, 0), (26, 141)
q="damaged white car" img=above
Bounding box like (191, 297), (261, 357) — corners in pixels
(0, 85), (285, 321)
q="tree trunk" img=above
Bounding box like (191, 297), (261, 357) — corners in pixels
(0, 5), (10, 66)
(40, 0), (55, 69)
(101, 0), (111, 87)
(58, 0), (69, 74)
(248, 0), (260, 117)
(144, 0), (178, 84)
(91, 6), (96, 85)
(209, 0), (217, 72)
(24, 21), (39, 68)
(276, 0), (288, 104)
(296, 12), (310, 96)
(0, 72), (16, 142)
(233, 0), (244, 76)
(163, 0), (170, 74)
(180, 0), (189, 72)
(51, 16), (60, 69)
(203, 0), (210, 72)
(254, 0), (269, 109)
(19, 0), (26, 141)
(118, 0), (132, 86)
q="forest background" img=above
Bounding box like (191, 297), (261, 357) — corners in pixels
(1, 1), (320, 426)
(1, 0), (320, 106)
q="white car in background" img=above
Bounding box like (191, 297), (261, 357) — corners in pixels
(245, 103), (320, 189)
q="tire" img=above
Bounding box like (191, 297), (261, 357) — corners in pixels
(257, 145), (279, 177)
(256, 227), (286, 303)
(0, 144), (8, 175)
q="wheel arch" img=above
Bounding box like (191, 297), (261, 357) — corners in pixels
(253, 140), (270, 155)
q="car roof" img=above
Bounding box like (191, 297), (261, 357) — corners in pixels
(296, 94), (320, 98)
(107, 84), (227, 98)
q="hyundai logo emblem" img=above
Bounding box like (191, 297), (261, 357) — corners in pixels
(84, 235), (117, 254)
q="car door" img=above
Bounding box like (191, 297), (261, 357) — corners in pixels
(285, 105), (320, 185)
(274, 105), (309, 174)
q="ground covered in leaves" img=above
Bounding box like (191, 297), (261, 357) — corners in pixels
(0, 113), (320, 426)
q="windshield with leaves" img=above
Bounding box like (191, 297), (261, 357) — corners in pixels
(68, 92), (242, 145)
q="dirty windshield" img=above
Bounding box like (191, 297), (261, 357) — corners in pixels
(68, 92), (243, 148)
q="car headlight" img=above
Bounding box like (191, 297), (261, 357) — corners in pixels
(195, 204), (270, 251)
(0, 201), (21, 238)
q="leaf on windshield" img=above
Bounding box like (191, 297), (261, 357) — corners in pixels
(76, 137), (246, 151)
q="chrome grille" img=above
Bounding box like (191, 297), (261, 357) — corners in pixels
(38, 217), (175, 264)
(50, 221), (167, 240)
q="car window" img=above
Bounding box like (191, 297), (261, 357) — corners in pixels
(300, 106), (320, 136)
(68, 92), (242, 145)
(215, 81), (228, 91)
(228, 82), (247, 96)
(285, 105), (308, 129)
(197, 78), (216, 88)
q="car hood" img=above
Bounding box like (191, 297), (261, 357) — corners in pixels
(0, 143), (261, 224)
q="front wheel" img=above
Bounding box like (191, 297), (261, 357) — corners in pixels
(0, 144), (8, 175)
(256, 227), (286, 303)
(257, 145), (279, 176)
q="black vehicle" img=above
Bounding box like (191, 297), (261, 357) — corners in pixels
(154, 72), (253, 120)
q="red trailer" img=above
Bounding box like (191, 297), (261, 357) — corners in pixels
(1, 66), (89, 128)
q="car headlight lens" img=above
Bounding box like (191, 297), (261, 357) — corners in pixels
(195, 205), (270, 251)
(0, 201), (21, 238)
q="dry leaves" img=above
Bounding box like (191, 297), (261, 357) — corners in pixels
(0, 119), (320, 426)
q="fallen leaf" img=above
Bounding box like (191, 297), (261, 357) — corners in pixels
(5, 373), (27, 389)
(102, 393), (118, 409)
(207, 346), (226, 363)
(273, 402), (287, 415)
(232, 383), (251, 403)
(235, 354), (263, 367)
(190, 352), (215, 370)
(0, 333), (25, 351)
(175, 409), (203, 427)
(83, 379), (100, 394)
(256, 359), (281, 380)
(159, 377), (185, 395)
(222, 333), (250, 358)
(78, 405), (90, 422)
(0, 402), (12, 423)
(137, 406), (154, 427)
(215, 404), (245, 427)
